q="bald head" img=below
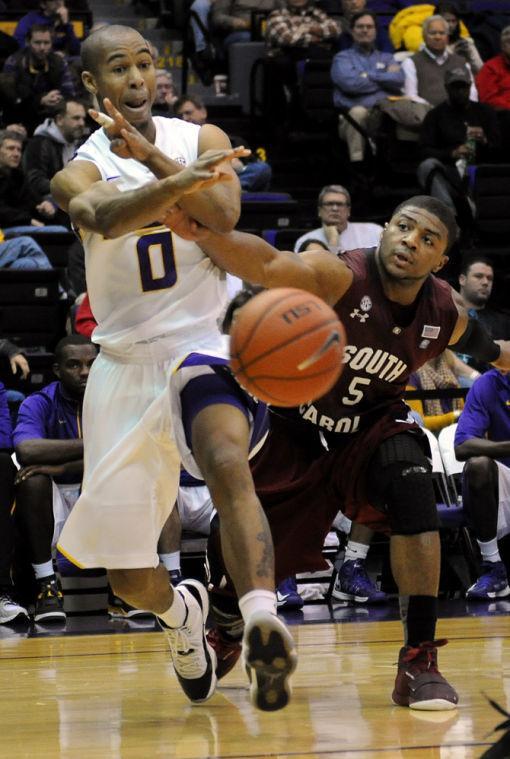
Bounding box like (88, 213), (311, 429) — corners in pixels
(81, 24), (147, 75)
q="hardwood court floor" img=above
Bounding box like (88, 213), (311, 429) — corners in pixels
(0, 611), (509, 758)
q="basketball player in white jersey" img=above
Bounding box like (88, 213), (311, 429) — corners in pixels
(50, 24), (296, 711)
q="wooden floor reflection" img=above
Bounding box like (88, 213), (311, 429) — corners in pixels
(1, 615), (509, 758)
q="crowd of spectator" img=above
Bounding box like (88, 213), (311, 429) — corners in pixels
(0, 0), (509, 623)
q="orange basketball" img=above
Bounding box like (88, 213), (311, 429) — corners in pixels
(229, 288), (346, 407)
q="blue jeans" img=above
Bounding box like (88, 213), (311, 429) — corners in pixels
(3, 225), (69, 237)
(239, 161), (272, 191)
(190, 0), (212, 52)
(0, 236), (52, 270)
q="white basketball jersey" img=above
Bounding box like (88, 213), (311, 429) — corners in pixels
(73, 117), (227, 355)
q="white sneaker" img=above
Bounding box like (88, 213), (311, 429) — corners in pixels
(242, 610), (297, 711)
(0, 591), (29, 624)
(160, 579), (217, 703)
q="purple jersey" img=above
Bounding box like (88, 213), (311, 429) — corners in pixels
(455, 369), (510, 468)
(280, 248), (458, 437)
(14, 381), (82, 445)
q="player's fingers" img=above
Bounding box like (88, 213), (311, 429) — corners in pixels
(103, 98), (126, 126)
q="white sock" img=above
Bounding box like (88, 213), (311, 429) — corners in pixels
(238, 590), (277, 623)
(158, 587), (187, 628)
(333, 512), (352, 534)
(159, 552), (181, 572)
(33, 561), (55, 580)
(478, 537), (501, 563)
(344, 540), (369, 563)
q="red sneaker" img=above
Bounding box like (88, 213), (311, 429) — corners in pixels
(392, 639), (459, 710)
(206, 627), (242, 679)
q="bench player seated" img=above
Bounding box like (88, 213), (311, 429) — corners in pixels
(14, 335), (97, 622)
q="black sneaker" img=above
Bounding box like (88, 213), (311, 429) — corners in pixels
(160, 579), (217, 703)
(34, 577), (66, 622)
(169, 569), (183, 587)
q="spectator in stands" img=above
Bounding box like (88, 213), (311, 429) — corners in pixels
(476, 26), (510, 142)
(0, 129), (68, 233)
(435, 2), (483, 75)
(0, 381), (29, 624)
(22, 98), (86, 227)
(477, 25), (510, 110)
(211, 0), (278, 52)
(14, 0), (81, 58)
(454, 369), (510, 601)
(331, 11), (404, 171)
(455, 257), (510, 374)
(402, 15), (477, 110)
(265, 0), (340, 125)
(294, 184), (382, 254)
(2, 25), (77, 135)
(417, 66), (501, 236)
(152, 70), (178, 117)
(174, 94), (272, 191)
(390, 2), (483, 72)
(321, 0), (392, 52)
(14, 335), (97, 623)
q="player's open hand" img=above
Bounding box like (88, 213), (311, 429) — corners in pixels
(172, 146), (250, 195)
(89, 98), (154, 161)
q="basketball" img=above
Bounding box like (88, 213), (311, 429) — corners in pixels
(229, 288), (346, 407)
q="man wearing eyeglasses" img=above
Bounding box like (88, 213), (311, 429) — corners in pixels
(294, 183), (382, 254)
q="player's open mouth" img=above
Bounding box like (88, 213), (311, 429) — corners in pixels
(123, 98), (148, 111)
(393, 252), (412, 265)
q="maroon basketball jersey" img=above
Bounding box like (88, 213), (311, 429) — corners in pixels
(288, 247), (458, 436)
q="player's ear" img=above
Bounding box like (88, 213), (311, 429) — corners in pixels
(432, 254), (449, 273)
(82, 70), (98, 96)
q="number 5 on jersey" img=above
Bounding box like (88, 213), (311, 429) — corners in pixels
(136, 230), (177, 293)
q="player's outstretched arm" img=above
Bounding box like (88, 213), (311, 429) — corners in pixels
(198, 228), (353, 306)
(50, 150), (238, 238)
(92, 99), (246, 234)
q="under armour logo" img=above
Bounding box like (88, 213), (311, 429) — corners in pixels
(350, 308), (369, 322)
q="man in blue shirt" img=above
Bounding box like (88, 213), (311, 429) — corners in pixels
(331, 11), (404, 165)
(454, 368), (510, 599)
(13, 334), (97, 622)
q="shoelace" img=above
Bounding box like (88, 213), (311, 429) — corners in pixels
(38, 583), (62, 601)
(165, 626), (206, 678)
(402, 638), (448, 670)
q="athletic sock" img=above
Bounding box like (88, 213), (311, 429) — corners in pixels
(344, 540), (369, 563)
(406, 595), (438, 648)
(159, 551), (181, 572)
(238, 590), (277, 623)
(33, 561), (55, 581)
(478, 537), (501, 563)
(158, 587), (187, 628)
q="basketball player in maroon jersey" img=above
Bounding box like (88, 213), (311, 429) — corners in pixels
(164, 194), (510, 711)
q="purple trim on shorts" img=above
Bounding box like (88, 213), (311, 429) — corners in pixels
(180, 367), (268, 455)
(179, 353), (229, 369)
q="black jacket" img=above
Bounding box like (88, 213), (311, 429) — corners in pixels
(0, 167), (35, 226)
(23, 133), (64, 202)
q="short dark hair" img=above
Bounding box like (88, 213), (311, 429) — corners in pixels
(460, 255), (494, 277)
(53, 98), (86, 119)
(350, 10), (377, 29)
(54, 334), (96, 364)
(297, 238), (330, 253)
(173, 94), (205, 115)
(0, 129), (23, 148)
(221, 287), (263, 334)
(27, 23), (52, 40)
(391, 195), (459, 252)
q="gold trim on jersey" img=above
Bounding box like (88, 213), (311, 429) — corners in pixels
(55, 543), (85, 570)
